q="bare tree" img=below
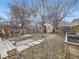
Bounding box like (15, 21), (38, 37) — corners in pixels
(9, 0), (32, 34)
(34, 0), (49, 34)
(8, 0), (78, 34)
(47, 0), (78, 33)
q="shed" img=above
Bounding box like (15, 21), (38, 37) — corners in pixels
(37, 23), (53, 33)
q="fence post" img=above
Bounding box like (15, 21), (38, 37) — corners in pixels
(0, 53), (1, 59)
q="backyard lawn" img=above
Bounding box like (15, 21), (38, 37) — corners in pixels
(18, 34), (65, 59)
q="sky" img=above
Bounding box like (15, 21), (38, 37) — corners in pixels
(0, 0), (11, 20)
(0, 0), (79, 22)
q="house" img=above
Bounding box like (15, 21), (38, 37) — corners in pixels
(37, 23), (53, 33)
(71, 18), (79, 33)
(60, 25), (72, 33)
(26, 23), (39, 33)
(58, 21), (72, 33)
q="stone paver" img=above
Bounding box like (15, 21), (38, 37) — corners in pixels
(16, 45), (30, 52)
(16, 39), (34, 47)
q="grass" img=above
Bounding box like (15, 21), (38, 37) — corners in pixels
(17, 34), (65, 59)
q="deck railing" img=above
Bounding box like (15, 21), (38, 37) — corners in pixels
(65, 32), (79, 59)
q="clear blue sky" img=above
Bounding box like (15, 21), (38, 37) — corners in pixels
(0, 0), (79, 22)
(0, 0), (11, 20)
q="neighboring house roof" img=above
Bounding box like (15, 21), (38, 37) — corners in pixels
(58, 21), (71, 27)
(71, 18), (79, 26)
(44, 23), (52, 26)
(38, 21), (52, 25)
(0, 24), (18, 29)
(0, 20), (10, 25)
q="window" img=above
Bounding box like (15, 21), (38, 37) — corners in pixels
(49, 26), (50, 29)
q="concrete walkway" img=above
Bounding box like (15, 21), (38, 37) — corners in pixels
(0, 34), (56, 59)
(16, 39), (45, 52)
(16, 34), (56, 52)
(16, 39), (34, 47)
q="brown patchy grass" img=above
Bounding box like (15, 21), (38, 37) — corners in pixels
(18, 34), (65, 59)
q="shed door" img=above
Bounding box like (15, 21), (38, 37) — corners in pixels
(44, 26), (46, 33)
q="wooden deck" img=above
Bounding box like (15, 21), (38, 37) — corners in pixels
(65, 33), (79, 59)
